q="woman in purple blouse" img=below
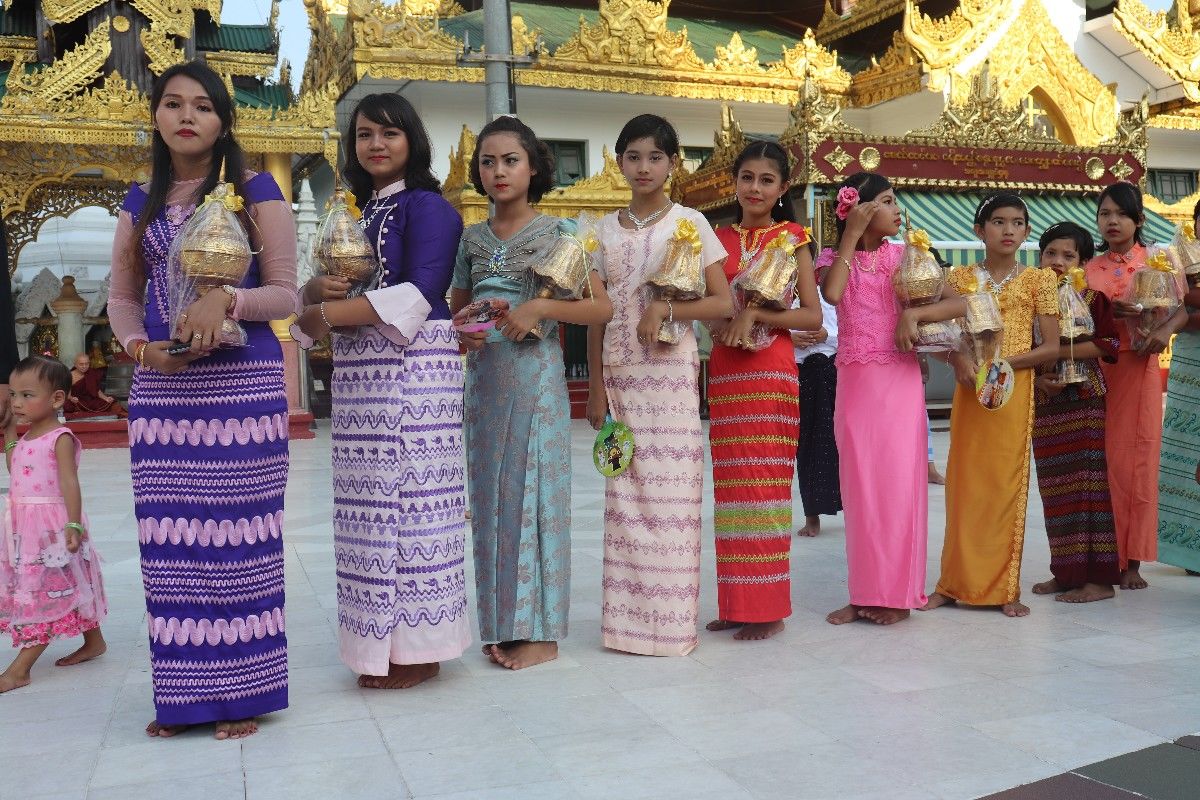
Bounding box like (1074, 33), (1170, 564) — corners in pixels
(295, 94), (468, 689)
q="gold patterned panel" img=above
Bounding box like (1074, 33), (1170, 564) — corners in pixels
(206, 49), (278, 78)
(983, 0), (1118, 145)
(768, 30), (852, 95)
(442, 124), (477, 197)
(1, 20), (111, 114)
(38, 0), (106, 24)
(511, 15), (542, 58)
(4, 179), (127, 273)
(712, 32), (760, 73)
(129, 0), (193, 38)
(816, 0), (910, 44)
(849, 30), (921, 107)
(554, 0), (706, 71)
(1113, 0), (1200, 103)
(906, 71), (1058, 145)
(1145, 188), (1200, 223)
(903, 0), (1017, 91)
(0, 141), (145, 215)
(0, 35), (37, 65)
(350, 0), (462, 53)
(139, 25), (187, 76)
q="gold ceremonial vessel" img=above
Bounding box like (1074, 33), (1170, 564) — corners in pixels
(1132, 268), (1177, 309)
(646, 219), (705, 301)
(738, 232), (799, 310)
(179, 183), (251, 293)
(316, 191), (376, 284)
(915, 320), (961, 349)
(527, 223), (595, 339)
(962, 292), (1003, 334)
(893, 222), (944, 307)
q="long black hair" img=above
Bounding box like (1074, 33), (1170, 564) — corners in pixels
(129, 61), (249, 277)
(615, 114), (680, 157)
(1096, 181), (1145, 251)
(833, 171), (892, 240)
(732, 141), (796, 224)
(343, 93), (440, 202)
(470, 116), (555, 204)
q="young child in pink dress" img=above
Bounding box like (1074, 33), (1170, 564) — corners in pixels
(0, 356), (107, 693)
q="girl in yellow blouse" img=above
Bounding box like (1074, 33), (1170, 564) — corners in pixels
(923, 194), (1060, 617)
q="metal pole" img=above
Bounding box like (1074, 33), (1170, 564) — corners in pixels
(482, 0), (512, 119)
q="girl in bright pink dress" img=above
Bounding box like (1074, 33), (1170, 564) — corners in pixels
(1, 356), (107, 693)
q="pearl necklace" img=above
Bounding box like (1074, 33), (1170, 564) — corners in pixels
(361, 199), (392, 232)
(855, 247), (881, 274)
(624, 201), (672, 231)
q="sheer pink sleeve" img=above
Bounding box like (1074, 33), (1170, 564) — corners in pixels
(228, 198), (298, 322)
(107, 210), (151, 350)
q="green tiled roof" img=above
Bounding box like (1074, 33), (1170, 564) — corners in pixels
(235, 83), (292, 110)
(440, 2), (802, 66)
(195, 19), (276, 54)
(0, 5), (35, 38)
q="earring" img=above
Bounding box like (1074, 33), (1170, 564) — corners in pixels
(777, 197), (784, 207)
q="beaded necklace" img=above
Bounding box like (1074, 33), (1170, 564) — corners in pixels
(733, 221), (788, 270)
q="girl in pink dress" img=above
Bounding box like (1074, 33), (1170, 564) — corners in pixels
(820, 173), (965, 626)
(1, 356), (107, 693)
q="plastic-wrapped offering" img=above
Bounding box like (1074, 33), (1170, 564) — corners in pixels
(1056, 266), (1094, 384)
(1170, 221), (1200, 287)
(729, 231), (802, 351)
(958, 268), (1004, 370)
(168, 179), (251, 348)
(313, 189), (376, 298)
(645, 218), (706, 344)
(527, 211), (599, 339)
(892, 223), (961, 353)
(1127, 249), (1181, 350)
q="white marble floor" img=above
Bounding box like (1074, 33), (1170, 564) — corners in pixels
(2, 421), (1199, 800)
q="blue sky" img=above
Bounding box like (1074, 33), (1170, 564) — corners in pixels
(222, 0), (1183, 93)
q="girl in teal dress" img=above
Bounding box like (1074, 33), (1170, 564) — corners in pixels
(450, 117), (612, 670)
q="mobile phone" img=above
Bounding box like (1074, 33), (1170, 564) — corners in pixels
(166, 340), (192, 355)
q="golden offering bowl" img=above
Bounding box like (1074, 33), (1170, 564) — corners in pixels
(318, 213), (376, 283)
(180, 219), (251, 288)
(963, 293), (1003, 334)
(914, 319), (961, 353)
(1132, 270), (1177, 309)
(894, 252), (944, 306)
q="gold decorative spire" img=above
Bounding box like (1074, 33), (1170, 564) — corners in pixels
(1114, 0), (1200, 103)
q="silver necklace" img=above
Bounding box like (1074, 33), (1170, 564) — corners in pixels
(624, 201), (672, 231)
(983, 263), (1019, 295)
(361, 199), (392, 232)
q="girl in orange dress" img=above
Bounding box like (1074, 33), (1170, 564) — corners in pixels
(705, 142), (822, 640)
(1084, 182), (1189, 589)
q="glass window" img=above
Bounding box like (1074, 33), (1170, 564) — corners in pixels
(546, 140), (587, 187)
(682, 146), (713, 173)
(1150, 169), (1198, 204)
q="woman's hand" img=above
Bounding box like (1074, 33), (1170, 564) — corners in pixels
(950, 351), (976, 388)
(305, 275), (351, 304)
(176, 289), (233, 354)
(1136, 323), (1173, 355)
(894, 309), (920, 353)
(64, 526), (83, 554)
(142, 341), (201, 375)
(719, 308), (760, 350)
(497, 300), (543, 342)
(586, 387), (608, 431)
(635, 300), (667, 347)
(842, 199), (879, 243)
(1035, 374), (1065, 398)
(1112, 299), (1141, 319)
(296, 304), (332, 342)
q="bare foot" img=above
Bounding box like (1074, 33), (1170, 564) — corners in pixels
(0, 672), (31, 693)
(859, 607), (910, 625)
(214, 719), (258, 740)
(920, 592), (955, 611)
(1031, 578), (1064, 595)
(360, 662), (439, 689)
(55, 631), (107, 667)
(482, 641), (518, 663)
(796, 516), (821, 537)
(825, 604), (860, 625)
(145, 720), (189, 738)
(1001, 602), (1030, 618)
(1121, 563), (1148, 590)
(1057, 583), (1115, 603)
(492, 640), (558, 670)
(734, 620), (785, 640)
(705, 619), (745, 632)
(928, 462), (945, 485)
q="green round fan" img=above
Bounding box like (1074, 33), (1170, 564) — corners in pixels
(593, 416), (635, 478)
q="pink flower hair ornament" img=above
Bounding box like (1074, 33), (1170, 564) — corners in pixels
(835, 186), (860, 221)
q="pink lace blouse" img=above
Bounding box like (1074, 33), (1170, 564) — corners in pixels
(108, 174), (298, 349)
(816, 243), (911, 366)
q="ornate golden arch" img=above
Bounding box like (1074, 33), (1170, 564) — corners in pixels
(4, 180), (127, 276)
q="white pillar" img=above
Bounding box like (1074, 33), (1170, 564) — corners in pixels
(49, 275), (87, 366)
